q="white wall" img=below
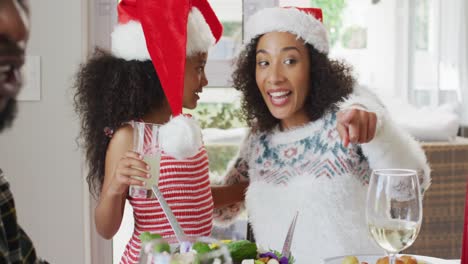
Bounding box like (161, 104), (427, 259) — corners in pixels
(0, 1), (86, 263)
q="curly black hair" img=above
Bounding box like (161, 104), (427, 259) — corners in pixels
(73, 49), (165, 197)
(232, 36), (355, 132)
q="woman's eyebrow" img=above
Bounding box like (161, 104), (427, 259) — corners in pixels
(281, 46), (301, 54)
(256, 46), (301, 55)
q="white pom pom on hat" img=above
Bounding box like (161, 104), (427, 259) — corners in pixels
(160, 115), (203, 160)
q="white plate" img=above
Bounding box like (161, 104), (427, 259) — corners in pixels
(322, 254), (449, 264)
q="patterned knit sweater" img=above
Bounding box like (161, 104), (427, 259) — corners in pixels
(214, 86), (431, 263)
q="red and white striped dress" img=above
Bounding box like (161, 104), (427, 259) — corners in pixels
(120, 124), (213, 263)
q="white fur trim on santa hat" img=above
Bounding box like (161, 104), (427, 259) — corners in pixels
(111, 8), (215, 61)
(111, 21), (151, 61)
(186, 8), (216, 56)
(160, 115), (203, 160)
(245, 7), (329, 54)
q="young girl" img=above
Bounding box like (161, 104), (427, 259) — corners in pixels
(73, 0), (222, 263)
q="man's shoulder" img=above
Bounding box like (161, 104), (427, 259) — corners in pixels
(0, 169), (12, 206)
(0, 169), (9, 187)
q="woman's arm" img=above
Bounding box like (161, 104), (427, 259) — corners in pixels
(212, 181), (249, 208)
(339, 85), (431, 192)
(212, 130), (252, 225)
(360, 111), (431, 192)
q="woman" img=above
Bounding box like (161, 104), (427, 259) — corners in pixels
(213, 7), (430, 263)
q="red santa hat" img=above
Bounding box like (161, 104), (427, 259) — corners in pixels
(111, 0), (222, 159)
(244, 7), (329, 54)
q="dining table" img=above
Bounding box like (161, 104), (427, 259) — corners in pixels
(322, 255), (460, 264)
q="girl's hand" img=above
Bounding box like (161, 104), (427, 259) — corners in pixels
(107, 151), (149, 196)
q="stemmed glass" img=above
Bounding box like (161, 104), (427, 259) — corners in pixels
(129, 121), (162, 198)
(366, 169), (422, 264)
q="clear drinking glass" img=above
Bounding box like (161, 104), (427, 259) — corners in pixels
(366, 169), (422, 264)
(138, 236), (233, 264)
(129, 121), (162, 198)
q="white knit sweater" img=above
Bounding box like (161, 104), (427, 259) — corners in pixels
(213, 86), (431, 263)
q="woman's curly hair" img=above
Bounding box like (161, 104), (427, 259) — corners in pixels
(232, 36), (355, 132)
(73, 49), (165, 197)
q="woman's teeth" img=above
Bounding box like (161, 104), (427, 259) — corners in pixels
(269, 91), (290, 98)
(268, 91), (291, 106)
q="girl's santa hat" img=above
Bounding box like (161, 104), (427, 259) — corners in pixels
(111, 0), (222, 159)
(244, 7), (329, 54)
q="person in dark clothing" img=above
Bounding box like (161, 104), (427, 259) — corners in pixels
(0, 0), (47, 263)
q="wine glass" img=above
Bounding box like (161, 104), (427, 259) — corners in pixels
(366, 169), (422, 264)
(138, 236), (233, 264)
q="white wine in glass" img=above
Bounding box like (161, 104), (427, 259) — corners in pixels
(366, 169), (422, 264)
(129, 121), (162, 198)
(141, 153), (161, 188)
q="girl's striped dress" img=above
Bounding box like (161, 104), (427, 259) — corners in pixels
(120, 123), (213, 263)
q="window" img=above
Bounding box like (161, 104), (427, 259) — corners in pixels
(204, 0), (242, 87)
(279, 0), (403, 98)
(409, 0), (461, 107)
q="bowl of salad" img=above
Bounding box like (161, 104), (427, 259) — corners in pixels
(138, 232), (295, 264)
(138, 232), (232, 264)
